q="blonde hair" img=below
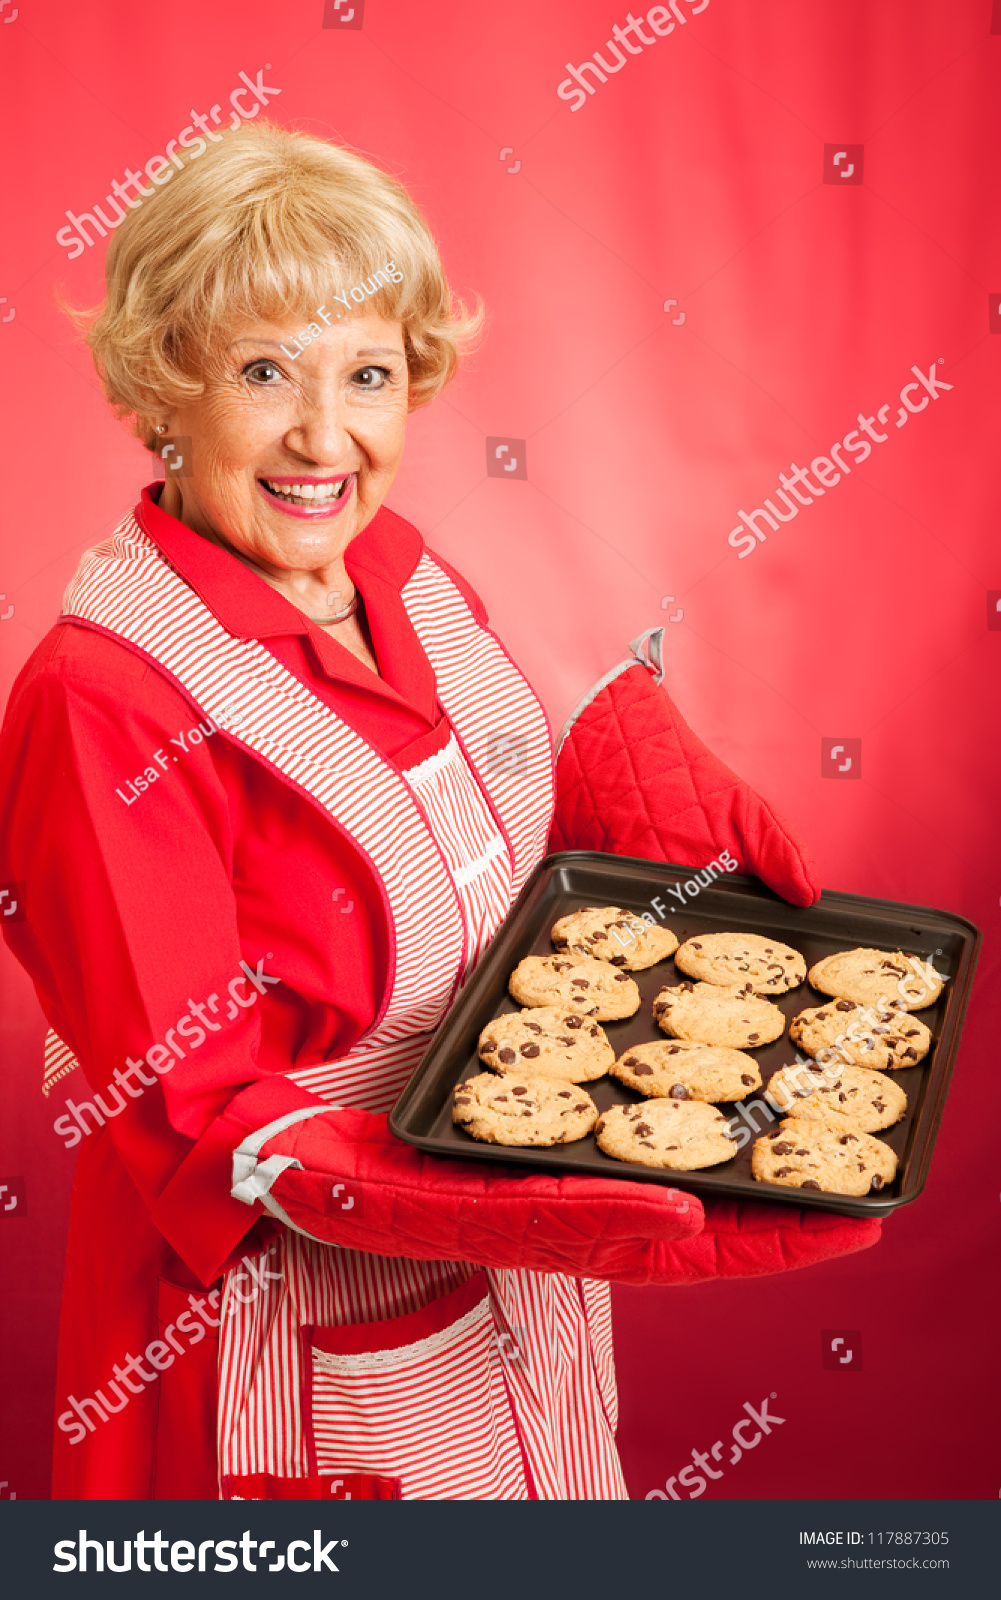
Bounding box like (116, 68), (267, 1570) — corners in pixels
(77, 123), (481, 448)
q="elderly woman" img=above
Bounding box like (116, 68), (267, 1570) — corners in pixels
(0, 125), (874, 1502)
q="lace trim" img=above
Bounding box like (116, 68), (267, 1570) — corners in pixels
(311, 1299), (490, 1375)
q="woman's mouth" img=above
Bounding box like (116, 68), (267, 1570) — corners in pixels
(257, 474), (355, 518)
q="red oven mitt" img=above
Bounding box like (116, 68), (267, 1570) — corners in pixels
(222, 1093), (880, 1289)
(549, 629), (820, 908)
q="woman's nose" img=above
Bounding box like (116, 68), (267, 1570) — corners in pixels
(284, 390), (352, 465)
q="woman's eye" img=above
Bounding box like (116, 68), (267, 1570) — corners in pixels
(243, 361), (284, 385)
(353, 365), (392, 389)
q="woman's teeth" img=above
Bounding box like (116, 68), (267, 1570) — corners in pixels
(263, 478), (348, 503)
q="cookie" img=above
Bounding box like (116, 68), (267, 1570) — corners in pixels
(551, 906), (679, 972)
(508, 955), (641, 1020)
(652, 981), (785, 1048)
(751, 1118), (898, 1196)
(789, 1001), (932, 1072)
(595, 1099), (738, 1170)
(610, 1040), (762, 1102)
(452, 1071), (597, 1146)
(478, 1007), (613, 1082)
(807, 949), (944, 1012)
(765, 1062), (906, 1132)
(675, 932), (806, 994)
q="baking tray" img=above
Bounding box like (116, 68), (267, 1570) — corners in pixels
(390, 853), (980, 1217)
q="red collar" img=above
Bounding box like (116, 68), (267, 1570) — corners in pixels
(135, 484), (437, 718)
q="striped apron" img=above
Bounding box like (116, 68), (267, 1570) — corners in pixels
(61, 513), (627, 1501)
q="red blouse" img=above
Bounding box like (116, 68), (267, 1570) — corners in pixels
(0, 485), (494, 1283)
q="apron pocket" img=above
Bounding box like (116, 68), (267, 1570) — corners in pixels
(302, 1272), (533, 1501)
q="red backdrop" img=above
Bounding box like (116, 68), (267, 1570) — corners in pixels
(1, 0), (999, 1501)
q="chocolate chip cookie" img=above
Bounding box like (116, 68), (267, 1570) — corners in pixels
(508, 954), (641, 1020)
(610, 1040), (762, 1102)
(652, 980), (785, 1048)
(478, 1007), (613, 1082)
(675, 931), (806, 994)
(595, 1099), (739, 1170)
(789, 1001), (932, 1071)
(765, 1062), (907, 1132)
(751, 1118), (898, 1196)
(452, 1071), (598, 1146)
(551, 906), (679, 971)
(807, 949), (944, 1011)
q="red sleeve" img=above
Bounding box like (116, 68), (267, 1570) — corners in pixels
(0, 623), (370, 1282)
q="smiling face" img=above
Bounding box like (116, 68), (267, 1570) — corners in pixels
(156, 309), (409, 590)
